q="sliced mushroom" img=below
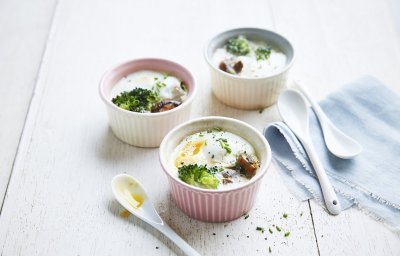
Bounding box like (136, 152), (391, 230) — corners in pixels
(222, 178), (233, 184)
(237, 153), (259, 178)
(233, 61), (243, 73)
(219, 62), (228, 72)
(218, 60), (243, 75)
(151, 100), (181, 113)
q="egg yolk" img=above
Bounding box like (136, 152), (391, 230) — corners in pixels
(175, 140), (205, 167)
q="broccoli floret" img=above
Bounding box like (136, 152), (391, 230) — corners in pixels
(226, 36), (250, 56)
(178, 164), (220, 189)
(255, 47), (272, 61)
(112, 88), (160, 113)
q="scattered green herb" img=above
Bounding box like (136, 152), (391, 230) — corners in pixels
(284, 231), (290, 237)
(178, 164), (219, 189)
(112, 88), (160, 113)
(155, 81), (166, 89)
(255, 47), (272, 61)
(276, 226), (281, 232)
(256, 227), (265, 233)
(244, 214), (249, 219)
(268, 228), (273, 234)
(269, 246), (272, 253)
(259, 108), (265, 114)
(300, 212), (303, 217)
(207, 127), (222, 133)
(283, 213), (288, 218)
(226, 37), (250, 56)
(216, 138), (232, 154)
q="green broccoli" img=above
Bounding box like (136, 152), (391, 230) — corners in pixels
(226, 37), (250, 56)
(112, 88), (160, 113)
(255, 47), (271, 61)
(178, 164), (220, 189)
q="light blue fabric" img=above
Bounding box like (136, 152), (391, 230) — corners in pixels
(264, 76), (400, 231)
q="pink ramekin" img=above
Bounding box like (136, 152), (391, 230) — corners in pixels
(99, 58), (196, 147)
(159, 116), (272, 222)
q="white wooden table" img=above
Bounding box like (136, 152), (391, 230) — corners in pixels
(1, 0), (400, 255)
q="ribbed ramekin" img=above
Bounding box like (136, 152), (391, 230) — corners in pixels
(204, 28), (295, 110)
(159, 116), (272, 222)
(99, 58), (196, 147)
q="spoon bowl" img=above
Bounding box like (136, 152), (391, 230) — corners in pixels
(112, 174), (200, 256)
(278, 90), (341, 215)
(112, 174), (162, 225)
(295, 81), (362, 159)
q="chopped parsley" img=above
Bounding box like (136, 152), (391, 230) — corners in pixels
(207, 127), (222, 133)
(216, 138), (232, 154)
(256, 227), (265, 233)
(284, 231), (290, 237)
(283, 213), (288, 218)
(255, 47), (272, 61)
(155, 81), (166, 89)
(276, 226), (281, 232)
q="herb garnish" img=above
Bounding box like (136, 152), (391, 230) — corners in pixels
(256, 227), (265, 233)
(283, 213), (288, 218)
(207, 127), (222, 133)
(155, 81), (166, 89)
(255, 47), (272, 61)
(268, 228), (273, 234)
(216, 138), (232, 154)
(284, 231), (290, 237)
(244, 214), (249, 219)
(276, 226), (281, 232)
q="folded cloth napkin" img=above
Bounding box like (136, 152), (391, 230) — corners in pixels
(264, 76), (400, 231)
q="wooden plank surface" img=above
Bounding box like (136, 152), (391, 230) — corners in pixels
(0, 0), (58, 208)
(0, 0), (317, 255)
(0, 0), (399, 255)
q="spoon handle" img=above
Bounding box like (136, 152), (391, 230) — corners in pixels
(295, 81), (332, 126)
(155, 223), (201, 256)
(301, 139), (341, 215)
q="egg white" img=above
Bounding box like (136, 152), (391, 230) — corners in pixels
(173, 130), (258, 189)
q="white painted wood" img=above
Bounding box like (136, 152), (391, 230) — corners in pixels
(1, 0), (399, 255)
(269, 0), (400, 255)
(0, 0), (318, 255)
(0, 0), (58, 208)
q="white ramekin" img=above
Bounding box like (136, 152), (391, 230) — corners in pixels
(204, 27), (295, 110)
(159, 116), (272, 222)
(99, 58), (196, 147)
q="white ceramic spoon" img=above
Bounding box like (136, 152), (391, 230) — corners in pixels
(295, 81), (363, 159)
(278, 89), (341, 215)
(111, 174), (200, 256)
